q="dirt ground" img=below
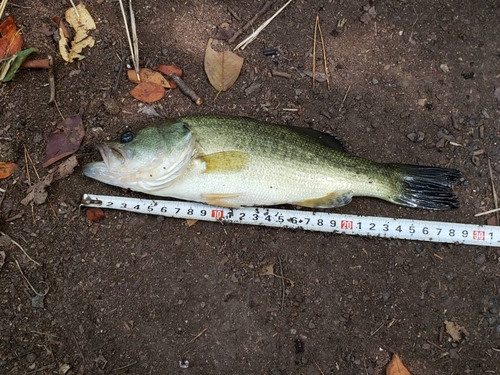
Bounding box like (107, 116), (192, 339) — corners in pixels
(1, 0), (500, 374)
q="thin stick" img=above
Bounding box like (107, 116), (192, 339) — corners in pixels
(235, 0), (294, 50)
(339, 85), (351, 112)
(228, 1), (272, 44)
(111, 40), (124, 96)
(488, 159), (499, 225)
(3, 231), (41, 266)
(312, 15), (318, 88)
(23, 145), (32, 185)
(69, 0), (79, 17)
(169, 73), (203, 105)
(475, 207), (500, 217)
(313, 360), (325, 375)
(111, 361), (138, 373)
(129, 0), (140, 81)
(189, 327), (207, 343)
(48, 55), (55, 104)
(118, 0), (139, 81)
(15, 259), (47, 296)
(0, 0), (8, 20)
(316, 16), (330, 90)
(227, 7), (241, 22)
(278, 255), (285, 311)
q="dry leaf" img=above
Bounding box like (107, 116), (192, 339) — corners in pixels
(444, 320), (469, 342)
(127, 68), (172, 88)
(204, 38), (243, 92)
(59, 3), (96, 62)
(155, 65), (183, 89)
(0, 162), (17, 179)
(21, 156), (78, 206)
(0, 15), (23, 58)
(259, 264), (275, 277)
(386, 353), (411, 375)
(186, 219), (198, 227)
(213, 22), (236, 41)
(43, 115), (84, 168)
(130, 81), (165, 103)
(86, 207), (105, 221)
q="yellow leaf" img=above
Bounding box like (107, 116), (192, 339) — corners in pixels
(204, 38), (243, 92)
(386, 353), (411, 375)
(127, 68), (172, 88)
(61, 3), (96, 62)
(259, 264), (275, 277)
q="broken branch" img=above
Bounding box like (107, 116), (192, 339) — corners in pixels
(169, 73), (203, 105)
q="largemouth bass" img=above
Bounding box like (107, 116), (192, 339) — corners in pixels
(83, 115), (460, 210)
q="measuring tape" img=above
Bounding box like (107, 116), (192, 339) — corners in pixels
(81, 194), (500, 247)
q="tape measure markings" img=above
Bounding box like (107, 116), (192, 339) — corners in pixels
(81, 194), (500, 247)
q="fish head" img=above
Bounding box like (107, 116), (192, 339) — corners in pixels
(83, 122), (194, 190)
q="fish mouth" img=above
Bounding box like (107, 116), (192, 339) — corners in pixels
(82, 143), (125, 181)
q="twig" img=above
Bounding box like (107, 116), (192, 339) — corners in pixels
(227, 7), (241, 22)
(25, 364), (56, 375)
(118, 0), (140, 81)
(48, 55), (55, 104)
(111, 361), (138, 372)
(228, 1), (272, 44)
(488, 159), (499, 225)
(2, 231), (41, 266)
(69, 0), (79, 17)
(278, 255), (285, 310)
(313, 360), (325, 375)
(189, 327), (207, 343)
(111, 40), (124, 96)
(312, 15), (318, 88)
(15, 259), (47, 296)
(235, 0), (294, 50)
(339, 85), (351, 112)
(475, 207), (500, 217)
(129, 0), (140, 80)
(169, 73), (203, 105)
(73, 334), (85, 360)
(316, 16), (330, 90)
(0, 0), (8, 20)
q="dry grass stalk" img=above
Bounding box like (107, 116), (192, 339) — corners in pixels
(0, 0), (8, 20)
(118, 0), (140, 81)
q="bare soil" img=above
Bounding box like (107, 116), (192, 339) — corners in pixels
(1, 1), (500, 374)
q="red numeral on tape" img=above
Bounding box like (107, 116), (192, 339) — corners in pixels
(472, 230), (485, 241)
(211, 209), (225, 219)
(341, 220), (353, 230)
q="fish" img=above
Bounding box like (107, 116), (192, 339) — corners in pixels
(83, 115), (461, 210)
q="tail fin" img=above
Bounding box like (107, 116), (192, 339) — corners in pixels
(389, 164), (461, 210)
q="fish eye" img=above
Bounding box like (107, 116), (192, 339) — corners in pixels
(120, 131), (135, 143)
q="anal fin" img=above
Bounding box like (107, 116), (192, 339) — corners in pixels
(201, 193), (242, 208)
(294, 190), (353, 208)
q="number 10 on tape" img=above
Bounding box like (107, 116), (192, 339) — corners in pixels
(81, 194), (500, 247)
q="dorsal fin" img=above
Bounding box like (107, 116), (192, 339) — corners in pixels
(287, 126), (346, 152)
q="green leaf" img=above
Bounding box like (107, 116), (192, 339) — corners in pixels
(1, 47), (39, 82)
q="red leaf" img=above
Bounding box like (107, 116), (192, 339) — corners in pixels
(155, 65), (183, 89)
(0, 15), (23, 58)
(43, 115), (84, 168)
(130, 81), (165, 103)
(86, 207), (105, 221)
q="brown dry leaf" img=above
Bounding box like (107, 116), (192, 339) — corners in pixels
(186, 219), (198, 227)
(0, 15), (23, 58)
(0, 162), (17, 179)
(259, 264), (275, 277)
(21, 156), (78, 206)
(43, 115), (84, 168)
(127, 68), (172, 88)
(386, 353), (411, 375)
(444, 320), (469, 342)
(155, 65), (183, 89)
(213, 22), (236, 41)
(86, 207), (105, 221)
(204, 38), (243, 92)
(59, 3), (96, 62)
(130, 81), (165, 103)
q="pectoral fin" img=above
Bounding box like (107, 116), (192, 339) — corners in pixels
(201, 193), (242, 208)
(200, 151), (249, 173)
(294, 190), (353, 208)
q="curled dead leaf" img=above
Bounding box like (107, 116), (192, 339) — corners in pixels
(86, 207), (105, 221)
(386, 353), (411, 375)
(130, 81), (165, 103)
(204, 38), (243, 92)
(0, 15), (23, 58)
(444, 320), (469, 342)
(57, 3), (96, 62)
(0, 162), (17, 179)
(127, 68), (172, 88)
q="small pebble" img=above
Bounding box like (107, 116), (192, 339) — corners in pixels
(371, 78), (379, 85)
(161, 48), (169, 56)
(26, 353), (36, 364)
(449, 348), (460, 359)
(382, 291), (391, 301)
(475, 253), (486, 265)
